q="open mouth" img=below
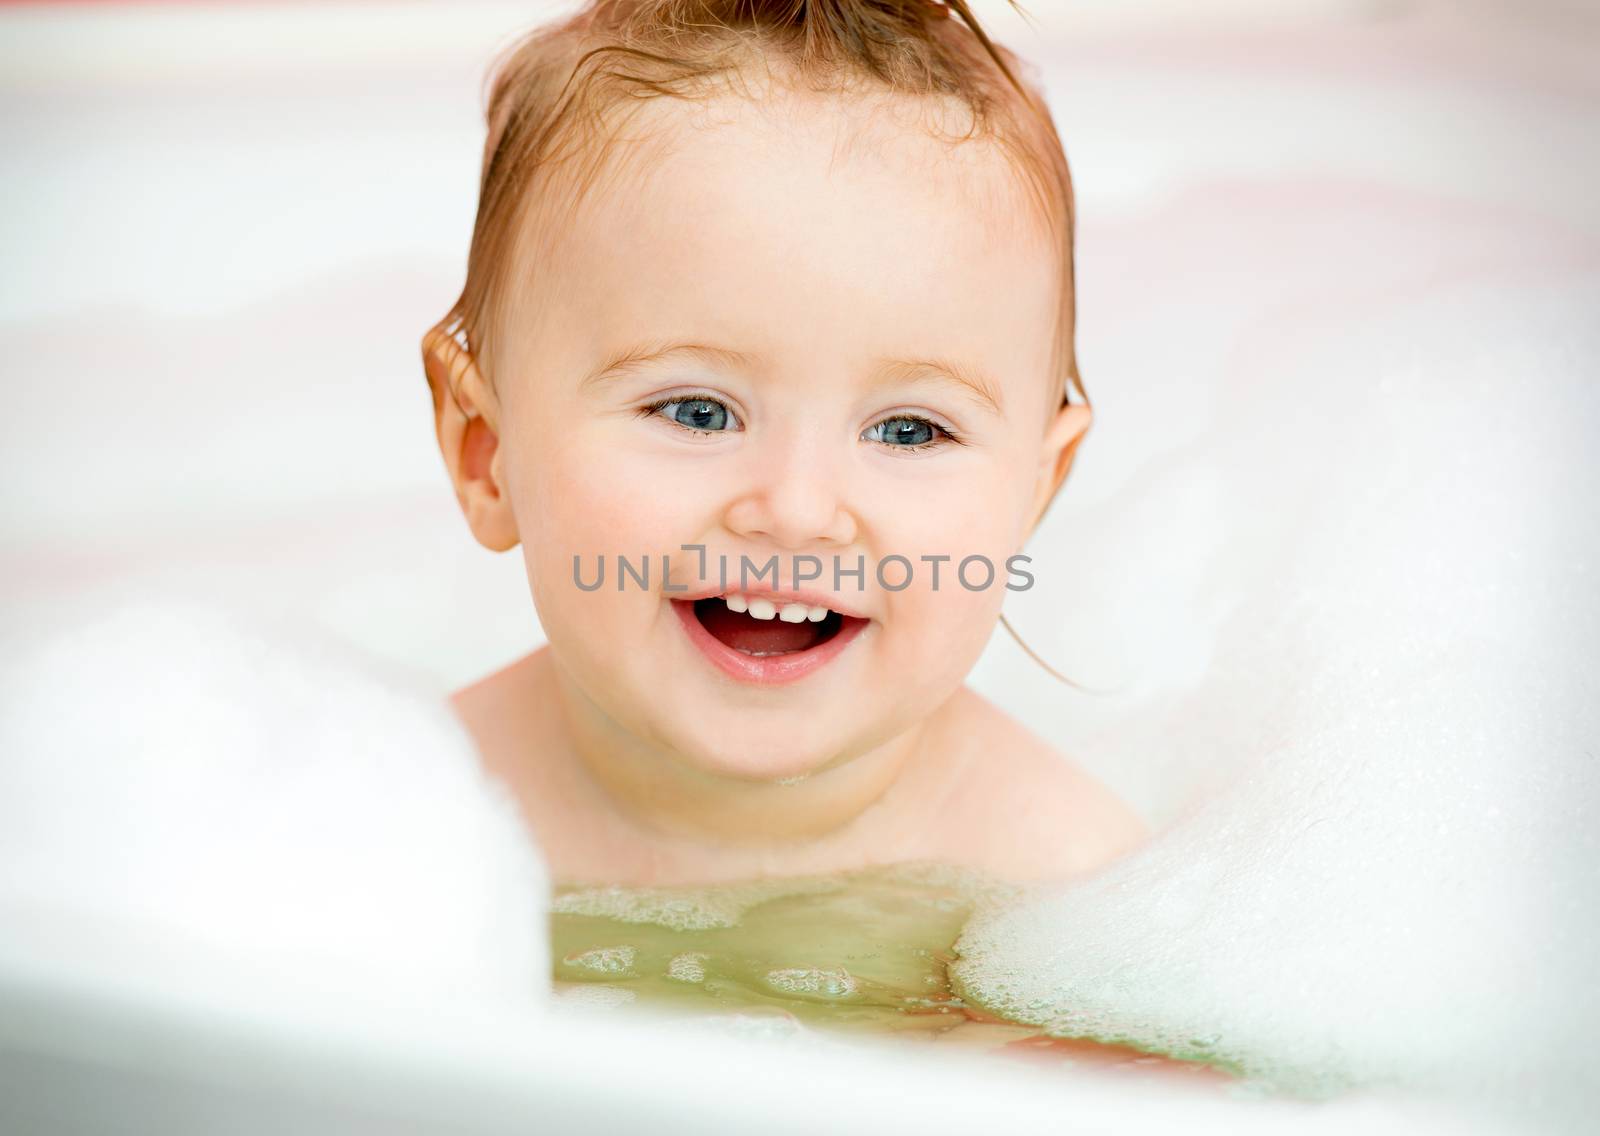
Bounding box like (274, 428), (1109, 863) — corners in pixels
(690, 597), (847, 656)
(670, 593), (870, 685)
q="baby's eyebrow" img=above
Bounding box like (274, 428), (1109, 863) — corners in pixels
(581, 340), (1004, 417)
(579, 341), (757, 389)
(871, 357), (1005, 418)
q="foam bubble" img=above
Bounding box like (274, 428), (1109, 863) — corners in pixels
(0, 593), (550, 1006)
(555, 984), (637, 1009)
(764, 966), (859, 999)
(563, 946), (638, 977)
(953, 275), (1600, 1126)
(667, 952), (709, 983)
(700, 1009), (807, 1042)
(552, 876), (847, 932)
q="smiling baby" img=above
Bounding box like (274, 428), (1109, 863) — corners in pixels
(422, 0), (1147, 891)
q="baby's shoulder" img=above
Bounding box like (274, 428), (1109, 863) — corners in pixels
(448, 648), (562, 797)
(934, 686), (1149, 884)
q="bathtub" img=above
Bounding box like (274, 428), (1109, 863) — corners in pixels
(0, 1), (1595, 1133)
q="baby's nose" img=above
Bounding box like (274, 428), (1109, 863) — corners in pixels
(722, 442), (857, 551)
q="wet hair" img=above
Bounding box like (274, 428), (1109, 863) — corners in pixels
(427, 0), (1086, 420)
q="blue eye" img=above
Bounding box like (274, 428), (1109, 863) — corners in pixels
(864, 415), (956, 451)
(644, 395), (738, 434)
(639, 397), (960, 450)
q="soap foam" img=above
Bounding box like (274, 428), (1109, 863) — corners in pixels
(0, 592), (551, 1007)
(552, 876), (848, 932)
(550, 860), (1012, 933)
(952, 274), (1599, 1128)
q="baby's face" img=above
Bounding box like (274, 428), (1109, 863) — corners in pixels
(484, 88), (1081, 780)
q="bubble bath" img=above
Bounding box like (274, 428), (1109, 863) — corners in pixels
(547, 862), (1246, 1086)
(0, 279), (1592, 1136)
(0, 2), (1595, 1133)
(540, 270), (1600, 1126)
(948, 273), (1600, 1126)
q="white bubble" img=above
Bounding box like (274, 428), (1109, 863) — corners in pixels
(0, 594), (550, 1007)
(765, 967), (858, 999)
(666, 952), (709, 984)
(555, 984), (637, 1009)
(954, 275), (1600, 1128)
(563, 946), (637, 976)
(552, 876), (845, 932)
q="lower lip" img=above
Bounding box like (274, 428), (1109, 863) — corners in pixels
(670, 599), (869, 687)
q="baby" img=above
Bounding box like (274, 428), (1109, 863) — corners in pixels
(422, 0), (1147, 889)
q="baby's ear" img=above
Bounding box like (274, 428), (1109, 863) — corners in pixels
(421, 327), (520, 552)
(1027, 401), (1093, 535)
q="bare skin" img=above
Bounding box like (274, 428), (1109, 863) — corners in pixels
(452, 644), (1145, 888)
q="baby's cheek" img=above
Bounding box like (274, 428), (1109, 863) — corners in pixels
(514, 437), (675, 565)
(896, 572), (1006, 656)
(876, 477), (1027, 596)
(497, 447), (636, 644)
(868, 483), (1020, 693)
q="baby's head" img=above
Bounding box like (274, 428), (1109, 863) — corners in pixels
(424, 0), (1088, 782)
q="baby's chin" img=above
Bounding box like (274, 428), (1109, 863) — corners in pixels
(653, 713), (866, 784)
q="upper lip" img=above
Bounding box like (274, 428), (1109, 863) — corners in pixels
(669, 585), (871, 621)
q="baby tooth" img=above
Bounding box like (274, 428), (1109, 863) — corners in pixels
(747, 599), (777, 620)
(806, 606), (828, 622)
(778, 603), (809, 623)
(724, 594), (748, 613)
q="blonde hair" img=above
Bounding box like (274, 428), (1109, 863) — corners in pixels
(428, 0), (1086, 417)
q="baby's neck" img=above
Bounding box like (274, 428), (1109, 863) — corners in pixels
(451, 646), (976, 886)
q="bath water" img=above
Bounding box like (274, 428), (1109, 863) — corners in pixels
(550, 862), (1233, 1081)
